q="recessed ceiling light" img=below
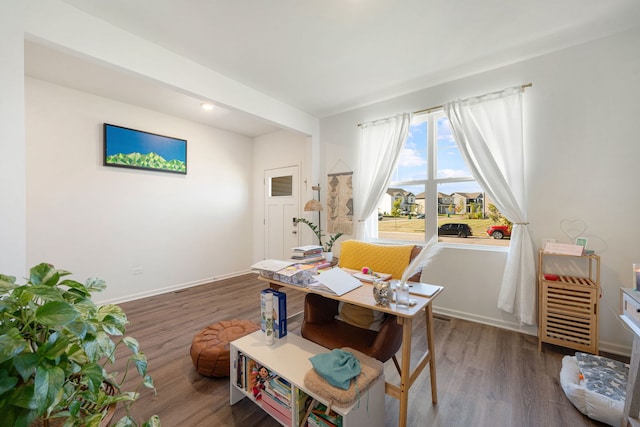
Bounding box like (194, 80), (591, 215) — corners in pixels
(201, 103), (214, 111)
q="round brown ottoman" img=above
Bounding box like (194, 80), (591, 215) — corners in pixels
(190, 319), (260, 377)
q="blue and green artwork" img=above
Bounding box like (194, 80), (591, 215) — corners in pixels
(104, 123), (187, 174)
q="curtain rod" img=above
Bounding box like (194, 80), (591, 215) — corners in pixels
(357, 82), (532, 127)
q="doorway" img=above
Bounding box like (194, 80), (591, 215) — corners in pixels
(264, 166), (299, 260)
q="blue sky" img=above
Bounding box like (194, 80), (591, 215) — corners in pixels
(393, 115), (481, 194)
(105, 124), (186, 162)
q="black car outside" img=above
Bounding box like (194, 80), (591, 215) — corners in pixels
(438, 223), (472, 238)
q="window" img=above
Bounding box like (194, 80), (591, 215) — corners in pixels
(269, 175), (293, 197)
(375, 112), (510, 247)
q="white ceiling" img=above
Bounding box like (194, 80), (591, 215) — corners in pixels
(25, 0), (640, 137)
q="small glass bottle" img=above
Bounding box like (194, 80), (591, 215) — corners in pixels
(396, 281), (411, 308)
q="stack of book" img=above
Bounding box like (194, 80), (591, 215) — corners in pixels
(291, 245), (324, 263)
(261, 376), (293, 426)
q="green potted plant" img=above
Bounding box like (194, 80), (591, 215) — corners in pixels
(294, 218), (343, 260)
(0, 263), (159, 427)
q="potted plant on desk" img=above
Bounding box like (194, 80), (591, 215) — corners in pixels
(294, 218), (343, 262)
(0, 263), (159, 427)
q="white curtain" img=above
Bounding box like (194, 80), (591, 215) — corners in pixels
(444, 87), (536, 325)
(355, 113), (412, 240)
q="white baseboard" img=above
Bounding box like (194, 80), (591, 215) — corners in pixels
(95, 269), (252, 305)
(433, 306), (538, 336)
(434, 306), (632, 357)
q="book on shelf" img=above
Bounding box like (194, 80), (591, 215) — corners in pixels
(235, 352), (245, 389)
(261, 394), (292, 426)
(245, 357), (257, 393)
(308, 406), (343, 427)
(263, 383), (291, 411)
(266, 377), (292, 402)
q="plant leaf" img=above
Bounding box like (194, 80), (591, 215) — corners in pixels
(143, 415), (161, 427)
(0, 273), (17, 283)
(13, 353), (39, 382)
(80, 362), (105, 393)
(132, 353), (148, 377)
(64, 319), (89, 340)
(88, 332), (116, 363)
(0, 275), (18, 293)
(29, 263), (56, 286)
(29, 285), (64, 302)
(0, 328), (26, 364)
(59, 278), (89, 295)
(113, 415), (136, 427)
(36, 301), (80, 327)
(39, 331), (70, 361)
(34, 365), (51, 410)
(84, 277), (107, 293)
(0, 368), (19, 395)
(10, 383), (38, 409)
(142, 374), (155, 390)
(99, 305), (128, 336)
(45, 366), (65, 410)
(122, 337), (139, 355)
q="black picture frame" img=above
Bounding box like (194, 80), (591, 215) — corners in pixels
(103, 123), (187, 174)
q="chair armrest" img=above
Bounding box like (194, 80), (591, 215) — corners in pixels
(303, 293), (340, 324)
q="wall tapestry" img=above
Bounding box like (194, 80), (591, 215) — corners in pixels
(327, 172), (353, 234)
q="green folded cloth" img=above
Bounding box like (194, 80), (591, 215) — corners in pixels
(309, 349), (361, 389)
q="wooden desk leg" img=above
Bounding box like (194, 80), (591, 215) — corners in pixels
(399, 317), (413, 427)
(425, 304), (438, 404)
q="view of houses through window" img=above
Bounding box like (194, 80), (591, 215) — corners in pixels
(375, 113), (510, 247)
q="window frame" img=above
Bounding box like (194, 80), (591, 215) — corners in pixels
(372, 111), (508, 252)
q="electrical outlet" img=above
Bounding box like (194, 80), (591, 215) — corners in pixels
(131, 267), (143, 275)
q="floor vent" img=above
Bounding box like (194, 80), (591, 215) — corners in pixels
(434, 314), (452, 322)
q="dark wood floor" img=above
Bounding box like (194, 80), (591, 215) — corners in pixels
(110, 273), (620, 427)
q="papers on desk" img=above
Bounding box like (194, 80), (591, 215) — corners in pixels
(310, 268), (362, 296)
(250, 259), (295, 272)
(390, 280), (442, 297)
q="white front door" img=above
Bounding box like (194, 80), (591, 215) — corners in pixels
(264, 166), (299, 260)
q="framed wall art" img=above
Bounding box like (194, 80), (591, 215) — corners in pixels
(103, 123), (187, 174)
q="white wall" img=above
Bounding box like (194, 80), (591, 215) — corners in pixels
(0, 1), (27, 277)
(26, 77), (255, 303)
(252, 130), (310, 262)
(320, 28), (640, 355)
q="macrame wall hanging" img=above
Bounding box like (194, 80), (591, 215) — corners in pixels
(327, 171), (353, 235)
